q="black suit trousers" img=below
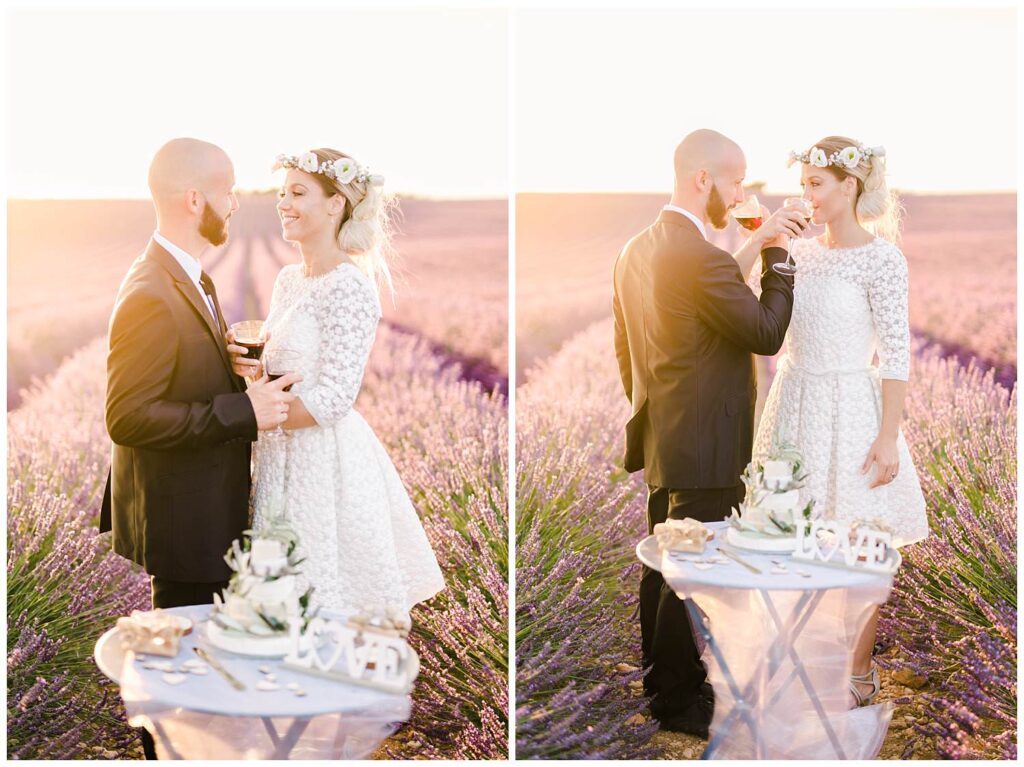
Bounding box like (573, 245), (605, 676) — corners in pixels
(150, 577), (228, 609)
(640, 483), (744, 720)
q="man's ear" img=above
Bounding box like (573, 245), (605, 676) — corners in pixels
(186, 189), (203, 214)
(695, 169), (710, 193)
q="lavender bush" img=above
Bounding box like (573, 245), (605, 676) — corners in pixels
(8, 328), (508, 760)
(8, 339), (150, 759)
(361, 330), (509, 759)
(516, 322), (659, 759)
(877, 346), (1017, 760)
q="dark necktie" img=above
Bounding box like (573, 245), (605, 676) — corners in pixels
(199, 271), (222, 329)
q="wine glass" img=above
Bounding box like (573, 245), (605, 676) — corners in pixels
(731, 194), (763, 231)
(773, 197), (813, 276)
(263, 348), (301, 439)
(229, 320), (266, 383)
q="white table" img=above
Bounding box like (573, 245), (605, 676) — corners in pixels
(638, 522), (895, 760)
(94, 605), (411, 759)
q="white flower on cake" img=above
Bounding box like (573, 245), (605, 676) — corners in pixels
(728, 444), (817, 547)
(209, 515), (316, 646)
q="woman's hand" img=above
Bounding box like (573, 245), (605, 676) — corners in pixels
(226, 328), (264, 380)
(862, 434), (900, 489)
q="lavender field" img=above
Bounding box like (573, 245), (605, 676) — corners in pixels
(515, 193), (1016, 760)
(7, 196), (508, 759)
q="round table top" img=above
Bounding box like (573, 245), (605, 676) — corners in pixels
(94, 604), (410, 718)
(637, 522), (897, 593)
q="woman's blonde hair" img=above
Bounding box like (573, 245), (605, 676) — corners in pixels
(809, 135), (903, 243)
(306, 147), (399, 298)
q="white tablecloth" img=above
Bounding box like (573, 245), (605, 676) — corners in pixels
(638, 522), (894, 760)
(95, 605), (410, 759)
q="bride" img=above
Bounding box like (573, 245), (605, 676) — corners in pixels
(751, 136), (928, 706)
(229, 148), (445, 625)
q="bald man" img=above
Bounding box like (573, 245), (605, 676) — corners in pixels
(100, 139), (300, 612)
(613, 130), (806, 735)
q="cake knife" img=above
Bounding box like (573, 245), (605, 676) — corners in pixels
(194, 647), (246, 691)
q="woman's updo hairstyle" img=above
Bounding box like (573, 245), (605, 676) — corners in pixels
(306, 147), (399, 298)
(809, 135), (903, 243)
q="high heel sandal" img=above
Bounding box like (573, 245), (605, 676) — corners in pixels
(849, 664), (881, 707)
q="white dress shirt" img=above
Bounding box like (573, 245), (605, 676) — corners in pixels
(662, 204), (707, 241)
(152, 231), (219, 325)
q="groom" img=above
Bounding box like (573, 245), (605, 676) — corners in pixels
(100, 138), (299, 610)
(612, 129), (801, 735)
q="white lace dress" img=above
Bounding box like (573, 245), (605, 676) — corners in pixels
(753, 237), (928, 547)
(252, 263), (445, 619)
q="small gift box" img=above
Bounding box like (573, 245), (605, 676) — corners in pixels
(654, 517), (711, 554)
(116, 610), (187, 657)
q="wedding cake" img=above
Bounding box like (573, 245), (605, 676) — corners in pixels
(727, 445), (816, 552)
(207, 517), (315, 657)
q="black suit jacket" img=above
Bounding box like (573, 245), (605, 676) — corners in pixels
(612, 209), (794, 489)
(99, 240), (257, 582)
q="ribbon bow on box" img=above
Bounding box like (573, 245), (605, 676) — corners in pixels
(654, 517), (711, 554)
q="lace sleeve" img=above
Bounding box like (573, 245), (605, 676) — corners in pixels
(299, 266), (380, 427)
(867, 243), (911, 381)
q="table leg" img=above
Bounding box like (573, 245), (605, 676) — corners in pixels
(759, 590), (847, 759)
(699, 590), (815, 759)
(149, 720), (184, 760)
(682, 600), (763, 759)
(262, 716), (313, 759)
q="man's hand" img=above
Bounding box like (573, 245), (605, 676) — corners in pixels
(753, 203), (807, 250)
(246, 373), (302, 430)
(226, 328), (268, 379)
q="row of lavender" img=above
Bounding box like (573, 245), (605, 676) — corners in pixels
(7, 327), (508, 760)
(515, 319), (1016, 760)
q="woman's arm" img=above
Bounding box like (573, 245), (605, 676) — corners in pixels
(863, 244), (912, 489)
(862, 379), (906, 489)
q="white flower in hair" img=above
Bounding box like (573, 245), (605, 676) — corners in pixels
(809, 147), (829, 168)
(839, 146), (862, 168)
(270, 154), (291, 172)
(332, 158), (359, 185)
(298, 152), (320, 173)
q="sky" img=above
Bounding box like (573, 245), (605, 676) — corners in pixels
(6, 7), (508, 199)
(516, 7), (1017, 194)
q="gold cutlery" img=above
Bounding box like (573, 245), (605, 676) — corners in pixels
(194, 647), (246, 691)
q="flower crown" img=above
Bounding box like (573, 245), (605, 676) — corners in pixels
(787, 144), (886, 170)
(271, 151), (384, 187)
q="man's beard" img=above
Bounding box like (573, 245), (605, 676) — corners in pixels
(199, 203), (229, 246)
(706, 183), (731, 230)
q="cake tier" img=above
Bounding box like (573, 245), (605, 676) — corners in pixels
(206, 620), (295, 658)
(754, 489), (801, 514)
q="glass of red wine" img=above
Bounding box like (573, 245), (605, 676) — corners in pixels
(229, 320), (266, 382)
(731, 194), (763, 231)
(264, 348), (301, 439)
(773, 197), (814, 276)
